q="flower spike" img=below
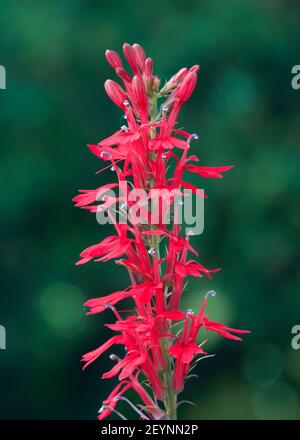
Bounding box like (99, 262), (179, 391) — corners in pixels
(74, 42), (249, 420)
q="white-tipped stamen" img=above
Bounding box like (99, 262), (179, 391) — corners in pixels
(186, 308), (194, 316)
(205, 290), (217, 298)
(148, 248), (156, 256)
(187, 133), (199, 144)
(121, 125), (129, 132)
(100, 151), (112, 159)
(104, 303), (122, 320)
(109, 354), (121, 362)
(98, 404), (127, 420)
(123, 100), (130, 107)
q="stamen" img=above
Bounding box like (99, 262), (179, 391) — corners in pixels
(109, 354), (121, 362)
(121, 125), (129, 132)
(111, 165), (120, 172)
(186, 308), (194, 316)
(148, 248), (156, 256)
(161, 153), (168, 159)
(121, 202), (129, 210)
(205, 290), (217, 298)
(187, 133), (199, 144)
(162, 105), (169, 113)
(100, 151), (112, 159)
(123, 99), (130, 107)
(98, 404), (127, 420)
(104, 303), (122, 320)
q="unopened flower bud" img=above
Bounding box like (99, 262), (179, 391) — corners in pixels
(145, 58), (153, 78)
(123, 43), (139, 74)
(105, 50), (123, 69)
(177, 71), (197, 103)
(132, 75), (148, 109)
(189, 64), (200, 74)
(163, 67), (188, 92)
(172, 67), (188, 83)
(132, 43), (146, 70)
(116, 67), (132, 83)
(153, 75), (160, 93)
(104, 80), (128, 110)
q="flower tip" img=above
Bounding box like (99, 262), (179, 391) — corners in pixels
(105, 50), (123, 69)
(104, 79), (127, 109)
(122, 42), (131, 50)
(177, 71), (197, 102)
(190, 64), (200, 73)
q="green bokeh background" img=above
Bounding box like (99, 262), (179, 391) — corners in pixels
(0, 0), (299, 420)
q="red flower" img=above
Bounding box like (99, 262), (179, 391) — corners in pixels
(186, 165), (234, 179)
(74, 43), (249, 420)
(76, 224), (133, 265)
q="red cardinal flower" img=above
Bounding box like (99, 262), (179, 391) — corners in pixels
(74, 43), (249, 420)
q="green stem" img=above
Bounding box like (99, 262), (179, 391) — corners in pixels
(163, 355), (177, 420)
(147, 91), (177, 420)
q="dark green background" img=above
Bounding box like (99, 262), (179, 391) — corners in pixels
(0, 0), (299, 419)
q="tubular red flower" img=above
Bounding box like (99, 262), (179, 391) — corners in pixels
(74, 43), (249, 420)
(177, 71), (198, 103)
(105, 49), (124, 70)
(132, 74), (148, 121)
(145, 57), (153, 78)
(132, 43), (146, 71)
(123, 43), (139, 75)
(104, 79), (127, 110)
(186, 164), (234, 178)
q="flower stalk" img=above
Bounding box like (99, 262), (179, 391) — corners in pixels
(73, 42), (250, 420)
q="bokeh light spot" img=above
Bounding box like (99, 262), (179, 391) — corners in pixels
(242, 343), (282, 387)
(39, 282), (84, 334)
(252, 381), (298, 419)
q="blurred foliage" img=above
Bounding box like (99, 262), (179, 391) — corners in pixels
(0, 0), (299, 420)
